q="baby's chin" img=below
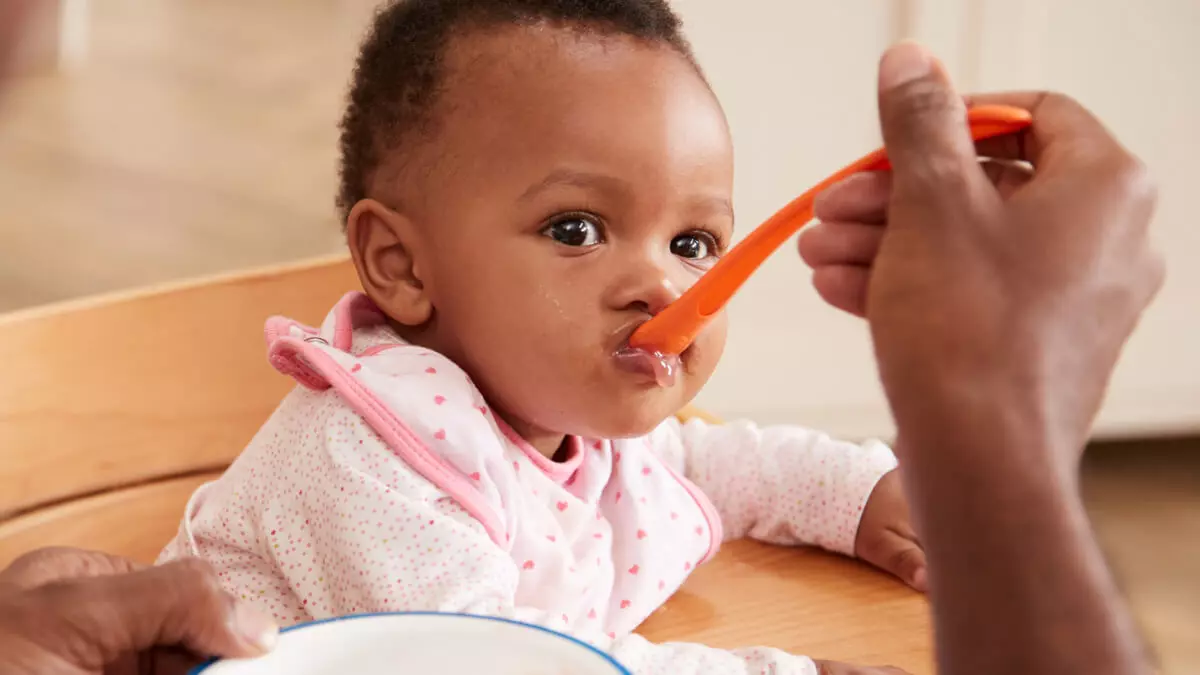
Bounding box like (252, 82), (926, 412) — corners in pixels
(558, 395), (690, 440)
(576, 370), (714, 438)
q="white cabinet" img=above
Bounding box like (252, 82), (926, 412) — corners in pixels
(679, 0), (1200, 439)
(973, 0), (1200, 438)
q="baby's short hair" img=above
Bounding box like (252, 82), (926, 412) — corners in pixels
(335, 0), (697, 222)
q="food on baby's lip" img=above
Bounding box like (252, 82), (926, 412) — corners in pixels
(612, 346), (679, 387)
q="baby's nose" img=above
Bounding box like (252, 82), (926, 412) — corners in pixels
(621, 271), (682, 317)
(647, 277), (682, 316)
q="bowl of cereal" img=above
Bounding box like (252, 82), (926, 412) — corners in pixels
(190, 612), (630, 675)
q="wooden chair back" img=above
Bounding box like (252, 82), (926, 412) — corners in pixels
(0, 255), (360, 565)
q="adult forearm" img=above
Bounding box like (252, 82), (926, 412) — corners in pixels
(809, 40), (1163, 675)
(898, 413), (1150, 675)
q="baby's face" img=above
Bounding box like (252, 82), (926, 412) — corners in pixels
(360, 26), (733, 444)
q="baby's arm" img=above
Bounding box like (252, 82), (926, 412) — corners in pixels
(652, 417), (897, 554)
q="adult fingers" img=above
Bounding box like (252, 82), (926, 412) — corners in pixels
(979, 158), (1035, 198)
(0, 547), (144, 593)
(799, 221), (884, 268)
(28, 559), (276, 671)
(876, 42), (983, 216)
(967, 91), (1119, 167)
(811, 266), (870, 318)
(812, 172), (891, 224)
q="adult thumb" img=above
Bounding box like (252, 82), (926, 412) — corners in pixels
(36, 559), (277, 669)
(876, 42), (980, 202)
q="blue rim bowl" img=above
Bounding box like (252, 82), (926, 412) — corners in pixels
(189, 611), (631, 675)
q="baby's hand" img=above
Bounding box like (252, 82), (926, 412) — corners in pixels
(854, 469), (927, 592)
(815, 659), (911, 674)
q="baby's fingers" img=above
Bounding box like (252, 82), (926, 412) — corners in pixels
(868, 531), (928, 593)
(813, 171), (892, 223)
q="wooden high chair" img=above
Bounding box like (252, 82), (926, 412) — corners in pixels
(0, 256), (931, 672)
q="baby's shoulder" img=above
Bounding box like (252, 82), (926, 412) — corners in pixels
(228, 372), (501, 491)
(262, 337), (511, 503)
(349, 341), (484, 404)
(267, 316), (488, 428)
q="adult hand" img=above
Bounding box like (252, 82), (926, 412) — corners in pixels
(811, 42), (1160, 675)
(0, 547), (142, 592)
(0, 549), (277, 675)
(0, 0), (33, 81)
(801, 45), (1162, 467)
(799, 163), (1029, 319)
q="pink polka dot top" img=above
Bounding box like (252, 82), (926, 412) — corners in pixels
(160, 292), (897, 674)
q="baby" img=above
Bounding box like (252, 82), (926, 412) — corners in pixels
(161, 1), (924, 673)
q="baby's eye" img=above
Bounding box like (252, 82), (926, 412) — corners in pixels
(542, 216), (604, 247)
(670, 232), (719, 260)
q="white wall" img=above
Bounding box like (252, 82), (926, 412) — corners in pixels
(677, 0), (1200, 439)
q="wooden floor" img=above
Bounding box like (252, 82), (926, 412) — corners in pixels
(0, 2), (1197, 673)
(0, 0), (373, 311)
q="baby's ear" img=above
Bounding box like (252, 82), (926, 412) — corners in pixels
(345, 199), (432, 326)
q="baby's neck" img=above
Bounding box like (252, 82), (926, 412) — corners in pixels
(502, 415), (569, 461)
(390, 320), (569, 461)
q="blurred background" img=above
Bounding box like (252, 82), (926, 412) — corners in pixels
(0, 0), (1197, 671)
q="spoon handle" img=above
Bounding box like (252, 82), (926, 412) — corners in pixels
(629, 105), (1033, 355)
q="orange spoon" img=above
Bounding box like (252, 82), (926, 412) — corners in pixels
(629, 104), (1033, 356)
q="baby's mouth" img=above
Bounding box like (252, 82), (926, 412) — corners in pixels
(611, 344), (681, 388)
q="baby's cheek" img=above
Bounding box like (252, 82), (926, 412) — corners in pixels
(685, 313), (728, 389)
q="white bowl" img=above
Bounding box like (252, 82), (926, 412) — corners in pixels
(191, 612), (631, 675)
